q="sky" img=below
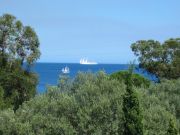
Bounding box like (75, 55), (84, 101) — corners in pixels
(0, 0), (180, 64)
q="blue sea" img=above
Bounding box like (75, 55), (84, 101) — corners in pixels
(33, 63), (155, 93)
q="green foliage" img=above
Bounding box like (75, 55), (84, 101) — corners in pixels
(0, 72), (179, 134)
(0, 86), (5, 109)
(0, 109), (17, 135)
(148, 79), (180, 120)
(0, 66), (38, 110)
(137, 79), (180, 134)
(0, 14), (40, 110)
(0, 14), (40, 67)
(166, 118), (179, 135)
(122, 68), (143, 135)
(131, 38), (180, 79)
(138, 88), (174, 135)
(0, 72), (126, 134)
(110, 70), (150, 88)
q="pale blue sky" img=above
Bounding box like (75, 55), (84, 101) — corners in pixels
(0, 0), (180, 63)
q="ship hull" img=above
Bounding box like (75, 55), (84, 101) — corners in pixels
(80, 58), (98, 65)
(80, 63), (98, 65)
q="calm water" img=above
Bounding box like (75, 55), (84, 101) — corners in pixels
(32, 63), (154, 93)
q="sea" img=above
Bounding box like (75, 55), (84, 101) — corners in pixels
(32, 63), (156, 93)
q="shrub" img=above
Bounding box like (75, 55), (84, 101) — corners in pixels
(122, 68), (143, 135)
(110, 71), (150, 88)
(166, 118), (179, 135)
(0, 72), (126, 134)
(0, 72), (179, 134)
(0, 67), (38, 110)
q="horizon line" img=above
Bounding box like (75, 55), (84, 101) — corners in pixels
(35, 61), (137, 65)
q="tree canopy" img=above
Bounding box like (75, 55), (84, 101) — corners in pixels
(0, 14), (40, 67)
(131, 38), (180, 79)
(0, 14), (40, 110)
(110, 70), (150, 88)
(122, 66), (143, 135)
(0, 72), (179, 134)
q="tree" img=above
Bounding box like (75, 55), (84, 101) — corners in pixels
(0, 14), (40, 110)
(131, 38), (180, 79)
(0, 72), (179, 134)
(122, 65), (143, 135)
(110, 71), (150, 88)
(166, 118), (178, 135)
(0, 86), (5, 109)
(0, 14), (40, 68)
(0, 72), (126, 134)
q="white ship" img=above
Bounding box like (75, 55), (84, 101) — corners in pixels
(61, 66), (70, 74)
(80, 58), (98, 65)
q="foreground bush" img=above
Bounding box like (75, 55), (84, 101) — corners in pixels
(137, 78), (180, 135)
(110, 71), (150, 88)
(147, 79), (180, 133)
(0, 72), (179, 134)
(0, 66), (38, 110)
(122, 67), (143, 135)
(0, 72), (126, 134)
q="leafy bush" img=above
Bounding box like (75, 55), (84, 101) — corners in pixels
(0, 72), (179, 134)
(166, 118), (179, 135)
(0, 66), (38, 110)
(0, 86), (5, 109)
(110, 71), (150, 88)
(136, 79), (180, 134)
(122, 68), (143, 135)
(137, 88), (174, 135)
(0, 72), (126, 134)
(147, 79), (180, 129)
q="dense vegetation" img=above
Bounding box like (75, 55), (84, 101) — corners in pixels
(0, 72), (179, 134)
(122, 66), (143, 135)
(0, 14), (179, 135)
(110, 70), (150, 88)
(131, 38), (180, 80)
(0, 14), (40, 110)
